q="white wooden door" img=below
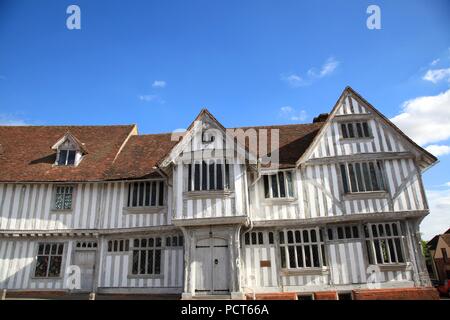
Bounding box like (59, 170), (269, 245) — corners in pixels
(195, 238), (229, 294)
(73, 251), (96, 292)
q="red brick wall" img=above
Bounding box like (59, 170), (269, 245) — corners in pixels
(246, 293), (298, 300)
(314, 291), (338, 300)
(353, 287), (440, 300)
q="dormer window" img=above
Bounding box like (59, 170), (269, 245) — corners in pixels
(52, 132), (87, 167)
(57, 149), (76, 166)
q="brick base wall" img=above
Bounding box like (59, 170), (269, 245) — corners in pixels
(352, 287), (440, 300)
(245, 293), (298, 300)
(314, 291), (338, 300)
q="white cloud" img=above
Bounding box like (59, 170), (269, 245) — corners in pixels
(423, 67), (450, 83)
(139, 94), (156, 102)
(421, 188), (450, 240)
(279, 106), (307, 121)
(152, 80), (166, 88)
(0, 114), (28, 126)
(281, 56), (339, 87)
(430, 58), (440, 66)
(425, 144), (450, 156)
(307, 57), (340, 78)
(138, 94), (165, 104)
(390, 89), (450, 145)
(281, 74), (308, 87)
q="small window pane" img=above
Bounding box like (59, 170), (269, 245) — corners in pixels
(67, 150), (76, 165)
(263, 175), (270, 198)
(151, 181), (157, 206)
(340, 165), (349, 193)
(58, 150), (68, 165)
(209, 163), (215, 190)
(356, 123), (363, 138)
(271, 174), (279, 198)
(268, 232), (274, 244)
(216, 163), (223, 190)
(158, 181), (164, 206)
(202, 161), (208, 191)
(362, 122), (370, 137)
(341, 124), (348, 138)
(245, 233), (250, 245)
(347, 123), (355, 138)
(278, 172), (286, 198)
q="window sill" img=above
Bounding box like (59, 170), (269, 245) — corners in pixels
(184, 190), (234, 199)
(281, 267), (329, 276)
(263, 197), (297, 205)
(339, 137), (374, 144)
(371, 263), (410, 272)
(123, 206), (167, 214)
(343, 191), (388, 200)
(50, 209), (73, 214)
(31, 276), (63, 280)
(128, 274), (164, 279)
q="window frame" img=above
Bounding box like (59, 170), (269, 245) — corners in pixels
(339, 121), (372, 140)
(107, 239), (129, 253)
(129, 237), (163, 278)
(339, 161), (386, 194)
(262, 170), (295, 200)
(56, 149), (78, 166)
(187, 159), (232, 192)
(126, 180), (166, 209)
(327, 224), (361, 241)
(33, 242), (65, 279)
(364, 221), (407, 265)
(278, 228), (327, 270)
(52, 185), (75, 211)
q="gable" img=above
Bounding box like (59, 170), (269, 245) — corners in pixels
(159, 109), (250, 167)
(298, 87), (437, 170)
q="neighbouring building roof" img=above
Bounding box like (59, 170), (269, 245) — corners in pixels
(0, 125), (135, 182)
(442, 234), (450, 247)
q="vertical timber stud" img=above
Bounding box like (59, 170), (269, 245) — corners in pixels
(231, 225), (244, 299)
(404, 220), (421, 286)
(180, 227), (192, 299)
(412, 218), (432, 286)
(92, 233), (102, 296)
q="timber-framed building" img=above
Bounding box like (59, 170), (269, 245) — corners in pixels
(0, 87), (439, 299)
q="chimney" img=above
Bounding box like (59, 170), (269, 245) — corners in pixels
(313, 113), (329, 123)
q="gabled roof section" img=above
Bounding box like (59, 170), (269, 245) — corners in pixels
(158, 108), (245, 167)
(296, 86), (438, 170)
(0, 125), (136, 182)
(51, 131), (89, 154)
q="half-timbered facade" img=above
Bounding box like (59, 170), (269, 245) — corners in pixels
(0, 87), (438, 299)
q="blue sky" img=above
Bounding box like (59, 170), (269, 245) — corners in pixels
(0, 0), (449, 239)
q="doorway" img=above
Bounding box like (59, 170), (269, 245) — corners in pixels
(195, 237), (229, 294)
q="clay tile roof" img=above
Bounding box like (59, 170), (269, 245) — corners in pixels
(0, 121), (324, 182)
(106, 133), (178, 180)
(232, 122), (324, 168)
(0, 125), (135, 182)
